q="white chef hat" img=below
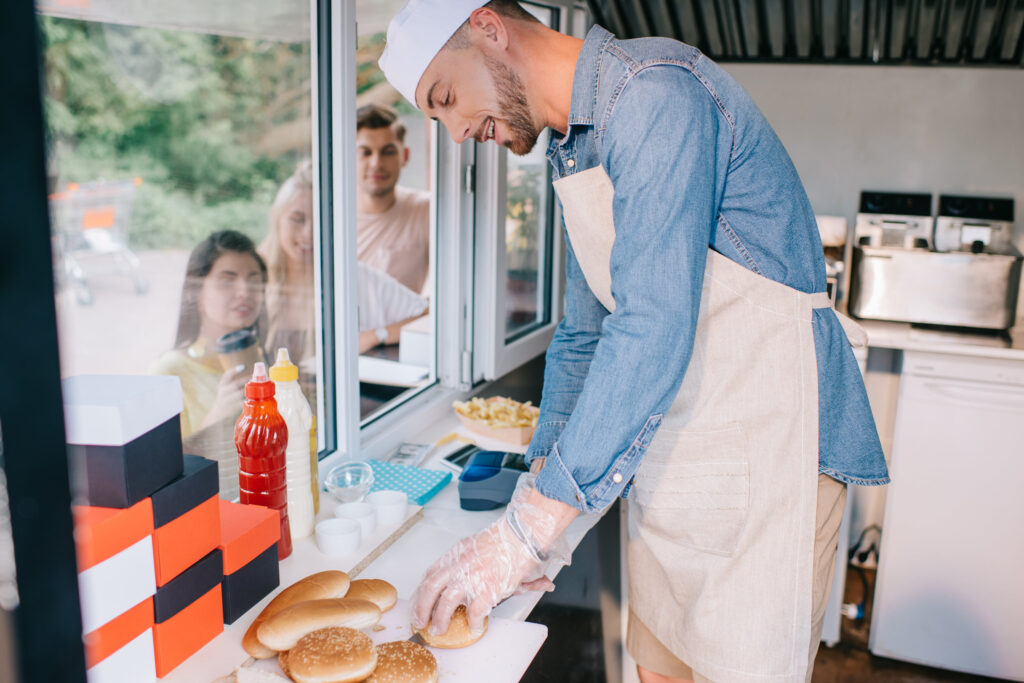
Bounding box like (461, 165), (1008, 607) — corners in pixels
(379, 0), (489, 108)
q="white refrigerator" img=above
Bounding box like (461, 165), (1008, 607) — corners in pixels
(869, 350), (1024, 681)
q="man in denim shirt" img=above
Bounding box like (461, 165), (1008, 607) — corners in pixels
(381, 2), (888, 681)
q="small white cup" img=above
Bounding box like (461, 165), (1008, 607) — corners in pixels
(315, 518), (361, 556)
(367, 490), (408, 526)
(333, 502), (376, 538)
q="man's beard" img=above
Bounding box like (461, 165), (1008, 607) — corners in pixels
(363, 174), (397, 199)
(484, 54), (540, 156)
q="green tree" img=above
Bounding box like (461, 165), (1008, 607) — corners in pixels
(40, 16), (311, 249)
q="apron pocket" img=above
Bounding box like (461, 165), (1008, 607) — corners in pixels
(632, 428), (750, 557)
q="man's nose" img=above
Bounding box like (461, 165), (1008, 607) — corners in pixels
(442, 114), (473, 144)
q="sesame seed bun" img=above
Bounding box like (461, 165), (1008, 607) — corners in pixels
(286, 627), (377, 683)
(366, 641), (438, 683)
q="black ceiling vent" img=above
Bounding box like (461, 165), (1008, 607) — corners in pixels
(584, 0), (1024, 66)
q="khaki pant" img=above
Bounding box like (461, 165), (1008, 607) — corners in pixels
(627, 474), (848, 682)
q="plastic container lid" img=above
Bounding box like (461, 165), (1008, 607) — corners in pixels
(244, 362), (275, 400)
(269, 348), (298, 383)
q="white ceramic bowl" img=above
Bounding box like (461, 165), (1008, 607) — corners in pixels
(315, 518), (361, 556)
(367, 490), (408, 526)
(333, 502), (376, 538)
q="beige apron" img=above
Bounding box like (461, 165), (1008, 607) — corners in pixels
(554, 166), (859, 683)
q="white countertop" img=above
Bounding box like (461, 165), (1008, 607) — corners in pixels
(861, 319), (1024, 361)
(165, 418), (596, 682)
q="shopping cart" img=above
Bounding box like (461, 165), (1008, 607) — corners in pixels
(49, 178), (149, 305)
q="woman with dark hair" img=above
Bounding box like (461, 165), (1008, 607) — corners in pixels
(150, 230), (267, 500)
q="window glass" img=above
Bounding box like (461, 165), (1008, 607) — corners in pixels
(354, 0), (436, 421)
(504, 3), (556, 340)
(38, 5), (318, 499)
(505, 130), (554, 339)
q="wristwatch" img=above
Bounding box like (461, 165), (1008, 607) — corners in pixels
(374, 327), (388, 344)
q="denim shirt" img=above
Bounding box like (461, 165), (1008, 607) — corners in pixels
(525, 26), (889, 513)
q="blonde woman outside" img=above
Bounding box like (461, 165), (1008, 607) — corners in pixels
(260, 160), (318, 377)
(259, 161), (428, 390)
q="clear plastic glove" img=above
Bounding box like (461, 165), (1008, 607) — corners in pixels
(411, 472), (579, 636)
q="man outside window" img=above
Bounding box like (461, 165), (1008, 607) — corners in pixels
(379, 2), (888, 682)
(356, 104), (430, 296)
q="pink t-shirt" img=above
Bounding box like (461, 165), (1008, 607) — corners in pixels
(357, 186), (430, 293)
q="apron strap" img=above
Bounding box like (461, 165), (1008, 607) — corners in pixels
(808, 292), (832, 309)
(807, 292), (869, 348)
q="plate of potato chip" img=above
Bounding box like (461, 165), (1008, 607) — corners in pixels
(453, 396), (539, 446)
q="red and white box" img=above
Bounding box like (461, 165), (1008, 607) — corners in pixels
(74, 500), (156, 635)
(84, 598), (156, 683)
(152, 585), (224, 677)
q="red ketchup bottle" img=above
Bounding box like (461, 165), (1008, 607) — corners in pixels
(235, 361), (292, 559)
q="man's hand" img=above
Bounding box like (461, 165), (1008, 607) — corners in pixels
(411, 472), (579, 635)
(412, 515), (542, 636)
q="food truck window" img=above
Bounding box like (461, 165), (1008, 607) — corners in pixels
(35, 0), (332, 482)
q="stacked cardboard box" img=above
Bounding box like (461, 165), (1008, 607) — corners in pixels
(75, 501), (157, 683)
(149, 454), (224, 677)
(65, 376), (280, 680)
(218, 499), (280, 624)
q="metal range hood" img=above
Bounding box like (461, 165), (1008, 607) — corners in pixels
(584, 0), (1024, 66)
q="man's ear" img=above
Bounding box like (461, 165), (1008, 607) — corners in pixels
(402, 147), (410, 166)
(468, 7), (510, 51)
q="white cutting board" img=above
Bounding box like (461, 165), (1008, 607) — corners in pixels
(247, 599), (547, 683)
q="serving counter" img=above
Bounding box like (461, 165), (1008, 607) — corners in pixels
(162, 414), (598, 683)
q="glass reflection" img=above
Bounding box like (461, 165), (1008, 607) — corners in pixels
(39, 8), (316, 496)
(150, 231), (268, 500)
(260, 161), (317, 382)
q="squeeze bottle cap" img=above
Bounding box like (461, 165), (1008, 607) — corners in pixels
(245, 361), (275, 399)
(269, 347), (299, 383)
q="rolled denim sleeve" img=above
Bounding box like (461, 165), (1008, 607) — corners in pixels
(534, 66), (726, 512)
(525, 236), (609, 465)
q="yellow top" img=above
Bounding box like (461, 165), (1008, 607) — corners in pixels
(269, 347), (299, 382)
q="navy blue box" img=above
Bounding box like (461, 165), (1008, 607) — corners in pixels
(221, 544), (279, 624)
(151, 454), (219, 527)
(154, 549), (223, 623)
(68, 414), (184, 508)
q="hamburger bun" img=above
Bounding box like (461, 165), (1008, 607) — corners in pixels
(286, 627), (377, 683)
(343, 579), (398, 613)
(277, 650), (290, 679)
(242, 570), (351, 658)
(257, 598), (381, 651)
(412, 605), (487, 649)
(366, 641), (438, 683)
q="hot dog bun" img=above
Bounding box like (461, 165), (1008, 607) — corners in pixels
(256, 598), (381, 651)
(242, 570), (350, 658)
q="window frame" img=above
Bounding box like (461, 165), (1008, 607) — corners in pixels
(471, 1), (589, 382)
(353, 125), (479, 460)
